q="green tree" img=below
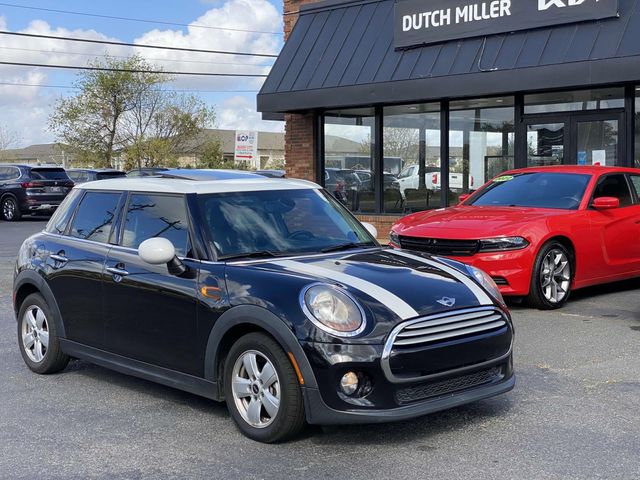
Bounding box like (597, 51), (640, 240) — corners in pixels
(197, 138), (249, 170)
(49, 55), (214, 169)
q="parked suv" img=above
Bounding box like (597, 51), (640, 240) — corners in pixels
(0, 165), (74, 221)
(14, 173), (514, 442)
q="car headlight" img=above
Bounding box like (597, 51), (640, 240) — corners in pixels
(478, 236), (529, 252)
(301, 284), (366, 337)
(465, 265), (505, 305)
(389, 230), (400, 247)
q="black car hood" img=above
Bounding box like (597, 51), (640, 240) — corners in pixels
(251, 248), (494, 320)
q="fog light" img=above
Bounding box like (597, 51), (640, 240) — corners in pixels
(340, 372), (359, 395)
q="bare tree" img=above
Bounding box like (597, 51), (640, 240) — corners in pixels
(0, 124), (21, 155)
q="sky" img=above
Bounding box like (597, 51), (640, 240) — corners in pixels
(0, 0), (285, 148)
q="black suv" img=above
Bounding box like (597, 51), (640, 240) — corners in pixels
(0, 165), (74, 221)
(13, 174), (514, 442)
(66, 168), (126, 184)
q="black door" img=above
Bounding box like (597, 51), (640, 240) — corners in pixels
(45, 190), (123, 348)
(102, 193), (204, 375)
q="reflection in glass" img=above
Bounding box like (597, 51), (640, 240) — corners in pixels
(576, 120), (618, 166)
(384, 104), (440, 214)
(449, 99), (515, 204)
(527, 123), (565, 167)
(324, 109), (375, 214)
(123, 194), (191, 257)
(525, 88), (624, 114)
(69, 192), (121, 243)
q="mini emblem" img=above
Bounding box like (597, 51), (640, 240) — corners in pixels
(437, 297), (456, 307)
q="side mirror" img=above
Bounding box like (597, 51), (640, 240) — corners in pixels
(139, 237), (188, 276)
(593, 197), (620, 210)
(362, 222), (378, 239)
(458, 193), (471, 204)
(139, 237), (176, 264)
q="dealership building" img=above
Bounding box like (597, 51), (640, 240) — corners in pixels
(258, 0), (640, 234)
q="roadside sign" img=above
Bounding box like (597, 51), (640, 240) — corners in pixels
(234, 131), (259, 165)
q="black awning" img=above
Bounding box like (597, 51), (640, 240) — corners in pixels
(258, 0), (640, 113)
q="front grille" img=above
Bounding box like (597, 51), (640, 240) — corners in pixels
(398, 236), (479, 256)
(396, 367), (503, 404)
(392, 308), (508, 348)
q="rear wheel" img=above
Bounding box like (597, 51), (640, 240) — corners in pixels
(224, 333), (305, 443)
(1, 196), (21, 221)
(526, 242), (573, 310)
(17, 293), (69, 374)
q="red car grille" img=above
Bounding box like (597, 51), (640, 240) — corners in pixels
(398, 235), (479, 256)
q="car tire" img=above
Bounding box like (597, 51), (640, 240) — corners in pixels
(526, 241), (573, 310)
(1, 196), (22, 221)
(223, 332), (305, 443)
(17, 293), (70, 374)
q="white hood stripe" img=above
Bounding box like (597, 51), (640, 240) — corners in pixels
(388, 250), (493, 305)
(276, 259), (419, 320)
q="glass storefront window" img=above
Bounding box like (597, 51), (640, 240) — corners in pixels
(449, 97), (515, 204)
(324, 108), (375, 213)
(383, 103), (441, 214)
(525, 88), (624, 114)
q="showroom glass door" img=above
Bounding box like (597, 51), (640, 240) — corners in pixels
(570, 113), (623, 167)
(524, 112), (623, 167)
(524, 119), (569, 167)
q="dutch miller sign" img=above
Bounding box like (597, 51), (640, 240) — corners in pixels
(395, 0), (619, 49)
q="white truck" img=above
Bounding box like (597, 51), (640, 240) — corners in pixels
(397, 165), (475, 197)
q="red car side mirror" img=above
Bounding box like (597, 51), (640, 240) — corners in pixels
(592, 197), (620, 210)
(458, 194), (471, 204)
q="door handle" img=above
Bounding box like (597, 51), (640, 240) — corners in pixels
(50, 253), (68, 265)
(106, 266), (129, 277)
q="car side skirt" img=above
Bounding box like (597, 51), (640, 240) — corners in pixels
(60, 339), (219, 401)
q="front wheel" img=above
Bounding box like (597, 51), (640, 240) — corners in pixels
(526, 242), (573, 310)
(17, 293), (70, 374)
(224, 333), (305, 443)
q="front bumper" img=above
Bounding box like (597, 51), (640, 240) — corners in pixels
(451, 248), (535, 296)
(303, 373), (514, 425)
(300, 335), (514, 425)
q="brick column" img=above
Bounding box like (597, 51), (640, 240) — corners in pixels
(283, 0), (318, 183)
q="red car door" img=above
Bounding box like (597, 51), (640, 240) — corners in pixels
(586, 173), (640, 280)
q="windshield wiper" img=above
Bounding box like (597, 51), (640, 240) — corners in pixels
(321, 242), (371, 254)
(220, 250), (283, 261)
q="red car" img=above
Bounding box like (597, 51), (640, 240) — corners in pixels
(390, 166), (640, 309)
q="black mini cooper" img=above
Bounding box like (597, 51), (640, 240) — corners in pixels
(13, 172), (514, 442)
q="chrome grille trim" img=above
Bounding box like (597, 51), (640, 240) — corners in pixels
(381, 306), (512, 384)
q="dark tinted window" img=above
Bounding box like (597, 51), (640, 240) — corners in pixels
(96, 171), (125, 180)
(592, 174), (633, 207)
(69, 192), (121, 242)
(471, 173), (591, 210)
(67, 171), (90, 183)
(30, 168), (69, 180)
(122, 194), (191, 257)
(45, 189), (83, 235)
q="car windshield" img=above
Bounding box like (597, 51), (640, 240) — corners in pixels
(96, 172), (126, 180)
(30, 168), (69, 180)
(470, 172), (591, 210)
(199, 189), (378, 259)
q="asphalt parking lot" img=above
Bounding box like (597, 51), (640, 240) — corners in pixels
(1, 219), (639, 479)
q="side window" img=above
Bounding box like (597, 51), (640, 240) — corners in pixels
(45, 189), (83, 235)
(0, 167), (8, 181)
(122, 194), (191, 257)
(592, 174), (633, 207)
(629, 175), (640, 201)
(68, 171), (88, 183)
(8, 167), (21, 180)
(69, 192), (122, 243)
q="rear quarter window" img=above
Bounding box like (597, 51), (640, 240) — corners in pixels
(68, 191), (122, 243)
(45, 189), (84, 235)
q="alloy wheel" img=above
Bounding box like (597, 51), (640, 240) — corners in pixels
(540, 249), (571, 304)
(231, 350), (281, 429)
(2, 198), (16, 220)
(21, 305), (49, 363)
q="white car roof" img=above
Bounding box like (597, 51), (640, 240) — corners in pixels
(77, 177), (320, 194)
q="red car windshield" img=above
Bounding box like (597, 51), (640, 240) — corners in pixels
(470, 172), (591, 210)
